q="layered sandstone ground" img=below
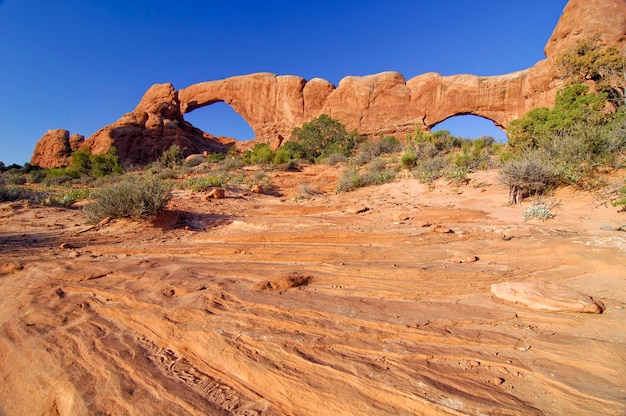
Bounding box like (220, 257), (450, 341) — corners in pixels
(1, 167), (625, 415)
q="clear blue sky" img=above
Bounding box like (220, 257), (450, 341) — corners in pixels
(0, 0), (568, 165)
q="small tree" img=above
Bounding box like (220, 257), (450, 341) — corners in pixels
(290, 114), (356, 162)
(70, 147), (123, 177)
(499, 150), (556, 204)
(160, 144), (185, 169)
(558, 39), (626, 108)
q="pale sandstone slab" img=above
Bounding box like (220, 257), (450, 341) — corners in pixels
(491, 282), (604, 313)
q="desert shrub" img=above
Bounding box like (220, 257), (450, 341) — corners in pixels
(185, 175), (224, 192)
(449, 136), (495, 171)
(376, 135), (402, 154)
(244, 143), (275, 165)
(523, 202), (555, 221)
(445, 166), (470, 184)
(28, 169), (46, 184)
(613, 183), (626, 211)
(206, 152), (226, 163)
(273, 148), (292, 165)
(71, 147), (123, 177)
(83, 177), (172, 223)
(0, 185), (27, 202)
(2, 172), (26, 185)
(413, 156), (447, 183)
(401, 151), (417, 169)
(320, 152), (348, 166)
(160, 144), (185, 169)
(507, 83), (626, 188)
(42, 169), (80, 186)
(291, 114), (357, 162)
(157, 168), (178, 179)
(499, 150), (556, 204)
(558, 39), (626, 108)
(295, 182), (321, 201)
(352, 149), (374, 166)
(336, 169), (361, 193)
(219, 156), (245, 171)
(335, 160), (397, 192)
(353, 136), (402, 167)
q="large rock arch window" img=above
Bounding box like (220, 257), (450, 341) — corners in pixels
(184, 101), (255, 142)
(432, 115), (507, 142)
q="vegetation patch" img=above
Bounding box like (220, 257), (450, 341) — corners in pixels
(83, 177), (172, 223)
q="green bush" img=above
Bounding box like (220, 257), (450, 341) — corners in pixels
(336, 169), (361, 193)
(414, 156), (447, 183)
(206, 152), (226, 163)
(320, 152), (348, 166)
(219, 156), (245, 171)
(2, 173), (26, 185)
(71, 147), (123, 177)
(507, 84), (626, 188)
(28, 169), (46, 184)
(335, 159), (397, 192)
(245, 143), (275, 165)
(0, 185), (27, 202)
(558, 39), (626, 108)
(185, 175), (224, 192)
(83, 177), (172, 223)
(157, 168), (178, 179)
(272, 148), (291, 165)
(401, 151), (417, 169)
(376, 136), (403, 154)
(160, 144), (185, 169)
(291, 114), (357, 162)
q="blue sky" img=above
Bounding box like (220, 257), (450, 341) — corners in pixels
(0, 0), (567, 165)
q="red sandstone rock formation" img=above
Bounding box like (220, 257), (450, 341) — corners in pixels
(31, 0), (626, 167)
(30, 129), (84, 168)
(81, 83), (234, 167)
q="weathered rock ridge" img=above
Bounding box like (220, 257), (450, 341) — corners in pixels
(32, 0), (626, 167)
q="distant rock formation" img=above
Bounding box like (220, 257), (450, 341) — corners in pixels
(30, 129), (84, 168)
(31, 0), (626, 167)
(81, 83), (235, 167)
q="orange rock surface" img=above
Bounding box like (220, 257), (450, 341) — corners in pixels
(1, 167), (626, 415)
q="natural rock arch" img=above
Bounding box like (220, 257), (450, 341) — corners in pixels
(427, 113), (507, 137)
(183, 100), (255, 141)
(31, 0), (626, 168)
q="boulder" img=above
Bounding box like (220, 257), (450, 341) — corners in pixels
(491, 282), (605, 313)
(30, 129), (73, 168)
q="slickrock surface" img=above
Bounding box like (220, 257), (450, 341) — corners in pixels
(1, 168), (625, 415)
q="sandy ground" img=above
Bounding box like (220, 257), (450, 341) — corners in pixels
(0, 166), (625, 415)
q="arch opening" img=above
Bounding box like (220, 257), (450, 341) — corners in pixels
(183, 101), (255, 142)
(431, 115), (507, 142)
